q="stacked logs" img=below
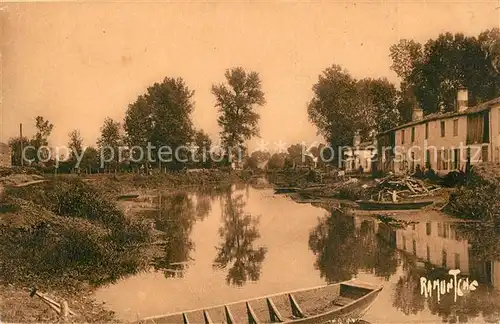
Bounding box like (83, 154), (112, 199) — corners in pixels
(372, 175), (441, 202)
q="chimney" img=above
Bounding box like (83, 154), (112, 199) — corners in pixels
(412, 106), (424, 121)
(353, 129), (361, 147)
(457, 88), (468, 112)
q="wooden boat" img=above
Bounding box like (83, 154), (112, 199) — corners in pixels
(297, 186), (327, 195)
(117, 193), (140, 200)
(274, 187), (300, 194)
(289, 193), (322, 204)
(138, 280), (382, 324)
(356, 199), (434, 211)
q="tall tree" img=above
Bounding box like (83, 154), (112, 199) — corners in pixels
(124, 77), (195, 170)
(97, 117), (122, 172)
(479, 28), (500, 74)
(308, 65), (374, 164)
(31, 116), (54, 163)
(68, 129), (83, 169)
(389, 39), (423, 81)
(191, 129), (212, 168)
(390, 32), (500, 114)
(8, 137), (32, 166)
(244, 150), (270, 170)
(357, 78), (401, 132)
(212, 67), (265, 164)
(79, 146), (100, 174)
(266, 153), (287, 170)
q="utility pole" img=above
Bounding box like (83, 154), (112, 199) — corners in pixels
(20, 123), (24, 166)
(497, 0), (500, 29)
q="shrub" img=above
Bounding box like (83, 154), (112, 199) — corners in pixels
(445, 164), (500, 221)
(11, 178), (126, 228)
(1, 178), (153, 288)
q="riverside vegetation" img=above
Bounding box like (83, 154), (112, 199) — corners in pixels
(0, 167), (252, 322)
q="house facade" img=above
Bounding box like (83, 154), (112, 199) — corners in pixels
(344, 130), (377, 173)
(0, 142), (12, 168)
(377, 89), (500, 176)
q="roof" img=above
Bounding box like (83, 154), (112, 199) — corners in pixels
(0, 142), (10, 150)
(378, 96), (500, 136)
(358, 140), (376, 149)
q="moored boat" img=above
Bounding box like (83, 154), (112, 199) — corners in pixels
(356, 199), (434, 211)
(138, 280), (383, 324)
(117, 193), (140, 200)
(274, 187), (300, 194)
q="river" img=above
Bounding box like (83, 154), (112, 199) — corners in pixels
(94, 183), (500, 323)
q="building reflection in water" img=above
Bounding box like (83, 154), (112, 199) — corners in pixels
(212, 192), (267, 286)
(309, 208), (500, 323)
(386, 216), (500, 323)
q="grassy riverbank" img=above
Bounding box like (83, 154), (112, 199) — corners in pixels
(0, 169), (250, 322)
(60, 169), (253, 197)
(0, 177), (155, 322)
(445, 163), (500, 222)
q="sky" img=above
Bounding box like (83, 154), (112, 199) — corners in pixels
(1, 1), (499, 153)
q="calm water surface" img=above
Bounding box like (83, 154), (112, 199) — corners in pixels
(94, 183), (500, 323)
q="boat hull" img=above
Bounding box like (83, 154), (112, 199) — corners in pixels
(274, 187), (300, 194)
(138, 281), (382, 324)
(285, 287), (381, 323)
(356, 200), (433, 210)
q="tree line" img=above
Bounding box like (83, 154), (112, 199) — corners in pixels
(8, 28), (500, 172)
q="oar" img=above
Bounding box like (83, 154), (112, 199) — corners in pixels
(30, 288), (76, 316)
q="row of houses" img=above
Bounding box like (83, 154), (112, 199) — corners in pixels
(346, 89), (500, 176)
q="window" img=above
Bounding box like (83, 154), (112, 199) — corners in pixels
(403, 236), (406, 250)
(411, 127), (415, 142)
(467, 112), (489, 144)
(437, 149), (448, 170)
(443, 224), (449, 238)
(426, 222), (432, 235)
(426, 149), (432, 169)
(441, 121), (446, 137)
(442, 250), (447, 268)
(413, 240), (417, 255)
(453, 119), (459, 136)
(440, 149), (449, 170)
(482, 146), (489, 162)
(425, 123), (429, 139)
(427, 246), (431, 261)
(437, 223), (443, 237)
(455, 253), (460, 269)
(401, 130), (405, 144)
(453, 148), (460, 170)
(437, 150), (442, 170)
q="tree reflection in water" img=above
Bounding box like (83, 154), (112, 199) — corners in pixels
(193, 185), (232, 221)
(392, 257), (426, 316)
(308, 209), (398, 284)
(213, 193), (267, 286)
(149, 193), (197, 278)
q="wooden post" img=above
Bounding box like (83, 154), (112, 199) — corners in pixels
(20, 123), (24, 166)
(61, 300), (69, 321)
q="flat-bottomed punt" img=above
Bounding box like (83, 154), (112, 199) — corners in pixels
(138, 280), (382, 324)
(274, 187), (300, 194)
(356, 200), (434, 210)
